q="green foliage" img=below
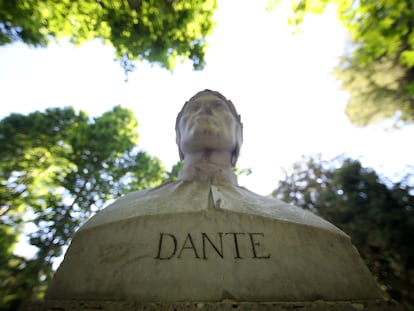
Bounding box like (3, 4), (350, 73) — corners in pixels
(0, 106), (166, 310)
(335, 55), (414, 126)
(165, 161), (184, 182)
(0, 0), (217, 72)
(233, 166), (252, 177)
(273, 154), (414, 309)
(268, 0), (414, 126)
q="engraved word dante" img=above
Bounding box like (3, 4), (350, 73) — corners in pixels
(155, 232), (271, 260)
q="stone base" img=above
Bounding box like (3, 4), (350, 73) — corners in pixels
(21, 299), (403, 311)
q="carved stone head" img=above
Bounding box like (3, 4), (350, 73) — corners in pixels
(175, 90), (243, 166)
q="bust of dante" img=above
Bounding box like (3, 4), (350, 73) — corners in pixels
(176, 90), (242, 168)
(46, 90), (380, 303)
(68, 89), (340, 229)
(175, 89), (243, 183)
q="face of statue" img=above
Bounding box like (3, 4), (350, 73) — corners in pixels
(178, 92), (238, 157)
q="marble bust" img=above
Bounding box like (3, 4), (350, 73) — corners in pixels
(176, 89), (242, 169)
(45, 90), (381, 303)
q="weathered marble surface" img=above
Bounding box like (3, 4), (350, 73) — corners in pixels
(46, 175), (380, 301)
(45, 90), (382, 304)
(23, 299), (403, 311)
(79, 169), (344, 234)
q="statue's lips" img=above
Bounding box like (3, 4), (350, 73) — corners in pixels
(186, 120), (221, 136)
(190, 116), (219, 127)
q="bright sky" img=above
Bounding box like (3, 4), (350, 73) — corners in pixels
(1, 0), (413, 199)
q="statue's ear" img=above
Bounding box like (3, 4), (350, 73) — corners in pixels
(231, 146), (239, 167)
(231, 122), (243, 167)
(179, 147), (184, 161)
(176, 134), (184, 160)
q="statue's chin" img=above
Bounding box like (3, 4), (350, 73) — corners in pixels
(181, 137), (234, 156)
(180, 126), (236, 155)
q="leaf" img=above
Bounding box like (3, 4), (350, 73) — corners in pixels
(0, 0), (218, 72)
(0, 106), (167, 307)
(272, 154), (414, 308)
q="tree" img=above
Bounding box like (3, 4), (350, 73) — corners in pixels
(0, 0), (217, 73)
(273, 155), (414, 310)
(0, 106), (166, 310)
(268, 0), (414, 126)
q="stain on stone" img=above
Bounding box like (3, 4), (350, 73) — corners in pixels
(99, 243), (131, 263)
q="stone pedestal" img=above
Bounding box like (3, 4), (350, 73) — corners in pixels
(22, 299), (403, 311)
(45, 181), (381, 302)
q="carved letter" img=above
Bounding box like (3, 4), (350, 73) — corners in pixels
(177, 233), (200, 259)
(202, 232), (224, 259)
(225, 232), (245, 259)
(155, 233), (177, 260)
(249, 233), (271, 259)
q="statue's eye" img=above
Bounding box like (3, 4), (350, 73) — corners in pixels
(212, 102), (225, 109)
